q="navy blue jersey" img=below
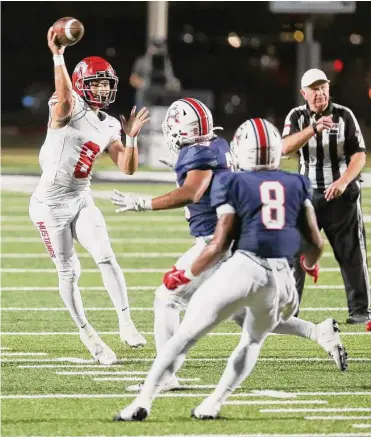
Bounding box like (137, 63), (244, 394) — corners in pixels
(175, 137), (233, 237)
(210, 170), (312, 261)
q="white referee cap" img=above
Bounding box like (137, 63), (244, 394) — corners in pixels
(301, 69), (330, 88)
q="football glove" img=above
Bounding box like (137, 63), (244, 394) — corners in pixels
(111, 190), (152, 213)
(300, 255), (319, 283)
(163, 266), (195, 290)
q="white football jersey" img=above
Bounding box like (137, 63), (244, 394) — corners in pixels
(34, 90), (121, 200)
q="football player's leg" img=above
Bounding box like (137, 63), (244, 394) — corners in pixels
(272, 267), (347, 371)
(29, 197), (116, 364)
(192, 288), (275, 419)
(151, 240), (218, 392)
(114, 253), (251, 421)
(29, 198), (88, 328)
(73, 196), (145, 347)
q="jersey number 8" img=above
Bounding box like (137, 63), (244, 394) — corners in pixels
(259, 181), (285, 230)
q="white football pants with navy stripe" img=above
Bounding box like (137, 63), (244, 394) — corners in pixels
(137, 251), (298, 405)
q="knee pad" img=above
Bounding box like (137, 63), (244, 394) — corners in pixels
(96, 255), (117, 268)
(232, 307), (247, 328)
(71, 254), (81, 281)
(90, 239), (115, 265)
(57, 255), (81, 284)
(155, 285), (185, 310)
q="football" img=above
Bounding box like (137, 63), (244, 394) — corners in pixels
(52, 17), (84, 47)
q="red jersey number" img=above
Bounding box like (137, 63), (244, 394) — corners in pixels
(73, 141), (100, 179)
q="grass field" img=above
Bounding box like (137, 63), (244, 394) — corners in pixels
(1, 182), (371, 437)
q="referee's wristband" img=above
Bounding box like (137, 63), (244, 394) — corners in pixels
(312, 122), (318, 135)
(125, 135), (138, 148)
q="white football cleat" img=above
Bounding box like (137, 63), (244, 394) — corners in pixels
(191, 397), (222, 420)
(120, 324), (147, 348)
(316, 318), (348, 371)
(80, 326), (117, 366)
(113, 402), (150, 422)
(125, 375), (181, 393)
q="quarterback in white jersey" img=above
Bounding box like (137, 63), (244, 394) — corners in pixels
(28, 27), (149, 364)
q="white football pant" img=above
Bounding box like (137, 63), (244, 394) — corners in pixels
(29, 192), (133, 330)
(136, 251), (298, 407)
(154, 238), (312, 358)
(154, 235), (229, 353)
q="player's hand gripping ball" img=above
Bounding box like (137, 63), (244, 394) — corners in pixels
(52, 17), (84, 47)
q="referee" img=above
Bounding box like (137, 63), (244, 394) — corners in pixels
(282, 68), (370, 324)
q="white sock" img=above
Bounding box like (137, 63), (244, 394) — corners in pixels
(210, 333), (263, 404)
(154, 293), (180, 354)
(98, 258), (132, 328)
(273, 317), (317, 341)
(58, 279), (88, 328)
(138, 331), (191, 405)
(58, 255), (88, 329)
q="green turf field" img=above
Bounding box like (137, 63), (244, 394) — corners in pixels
(1, 184), (371, 437)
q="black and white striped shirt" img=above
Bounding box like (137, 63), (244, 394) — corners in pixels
(282, 101), (366, 189)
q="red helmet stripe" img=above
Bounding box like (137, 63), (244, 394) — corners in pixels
(182, 98), (208, 136)
(253, 118), (268, 165)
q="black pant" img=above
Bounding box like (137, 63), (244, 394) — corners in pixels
(294, 182), (370, 316)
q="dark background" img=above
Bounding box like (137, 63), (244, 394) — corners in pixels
(2, 1), (371, 140)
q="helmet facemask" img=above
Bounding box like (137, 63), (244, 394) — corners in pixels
(75, 73), (118, 109)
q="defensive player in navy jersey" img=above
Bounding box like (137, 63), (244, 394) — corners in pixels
(113, 118), (347, 422)
(112, 104), (347, 395)
(112, 98), (236, 392)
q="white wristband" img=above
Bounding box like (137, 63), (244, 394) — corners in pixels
(144, 199), (153, 210)
(303, 260), (315, 270)
(53, 55), (65, 67)
(125, 135), (138, 148)
(184, 269), (196, 280)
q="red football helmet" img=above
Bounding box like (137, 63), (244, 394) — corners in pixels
(72, 56), (119, 108)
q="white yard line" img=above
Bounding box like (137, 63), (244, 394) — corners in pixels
(3, 268), (368, 273)
(0, 307), (349, 312)
(1, 251), (369, 259)
(306, 285), (345, 289)
(0, 216), (184, 222)
(5, 358), (371, 366)
(1, 238), (192, 243)
(0, 331), (368, 337)
(0, 429), (369, 437)
(1, 224), (187, 231)
(305, 416), (371, 421)
(0, 352), (47, 356)
(225, 400), (328, 405)
(1, 268), (167, 273)
(261, 408), (371, 413)
(56, 370), (149, 375)
(1, 286), (155, 291)
(57, 372), (200, 382)
(353, 425), (371, 429)
(1, 307), (154, 311)
(0, 285), (348, 291)
(2, 390), (370, 399)
(92, 376), (144, 381)
(2, 434), (369, 437)
(0, 252), (183, 258)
